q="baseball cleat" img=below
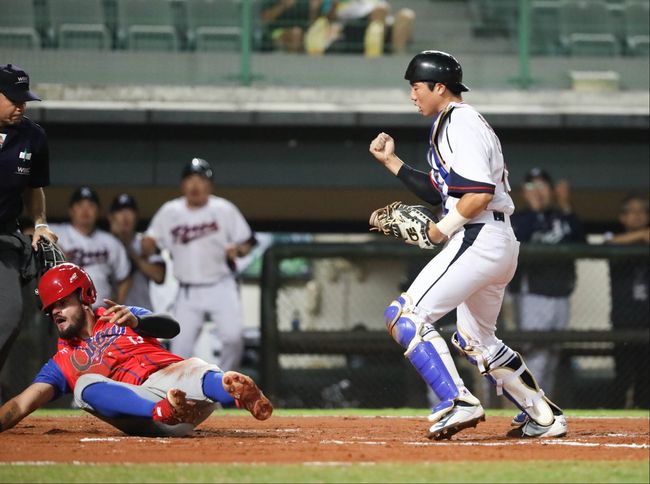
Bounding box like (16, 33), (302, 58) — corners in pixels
(511, 411), (529, 427)
(152, 388), (202, 426)
(427, 402), (485, 440)
(506, 414), (567, 438)
(222, 371), (273, 421)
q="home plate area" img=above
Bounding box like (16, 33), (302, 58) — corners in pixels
(1, 415), (648, 464)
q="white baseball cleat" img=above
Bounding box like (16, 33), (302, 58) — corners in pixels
(507, 414), (568, 438)
(427, 402), (486, 440)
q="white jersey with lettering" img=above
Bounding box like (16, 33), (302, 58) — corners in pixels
(427, 102), (514, 219)
(146, 195), (253, 285)
(146, 195), (252, 369)
(50, 223), (131, 307)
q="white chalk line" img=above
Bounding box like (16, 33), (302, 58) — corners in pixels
(320, 439), (648, 449)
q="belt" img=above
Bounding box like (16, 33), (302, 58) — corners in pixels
(465, 210), (510, 228)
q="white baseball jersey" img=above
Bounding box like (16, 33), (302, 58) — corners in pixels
(123, 232), (165, 309)
(146, 195), (253, 284)
(427, 102), (514, 219)
(50, 223), (131, 306)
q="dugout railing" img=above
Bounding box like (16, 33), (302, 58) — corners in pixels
(259, 241), (649, 408)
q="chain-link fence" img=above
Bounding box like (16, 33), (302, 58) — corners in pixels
(259, 240), (649, 410)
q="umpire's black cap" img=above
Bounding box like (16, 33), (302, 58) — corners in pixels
(182, 157), (213, 180)
(69, 186), (100, 207)
(0, 64), (41, 103)
(110, 193), (138, 213)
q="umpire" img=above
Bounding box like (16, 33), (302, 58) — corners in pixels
(0, 64), (57, 379)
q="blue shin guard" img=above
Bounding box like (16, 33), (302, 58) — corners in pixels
(385, 295), (459, 420)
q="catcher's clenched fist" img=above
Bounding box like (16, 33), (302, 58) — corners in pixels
(369, 201), (439, 249)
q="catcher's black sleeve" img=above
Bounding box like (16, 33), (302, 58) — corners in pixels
(396, 164), (442, 206)
(135, 314), (180, 339)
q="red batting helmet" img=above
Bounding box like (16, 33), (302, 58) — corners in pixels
(37, 263), (96, 312)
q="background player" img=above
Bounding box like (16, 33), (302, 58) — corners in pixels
(509, 168), (584, 401)
(368, 50), (566, 439)
(108, 193), (166, 309)
(0, 263), (272, 437)
(51, 186), (131, 306)
(142, 158), (256, 370)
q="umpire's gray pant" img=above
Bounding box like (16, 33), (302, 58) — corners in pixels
(0, 243), (26, 376)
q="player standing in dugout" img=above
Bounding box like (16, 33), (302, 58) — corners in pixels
(0, 64), (58, 378)
(368, 50), (567, 439)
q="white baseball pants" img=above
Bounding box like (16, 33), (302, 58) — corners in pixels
(170, 277), (244, 371)
(408, 217), (520, 350)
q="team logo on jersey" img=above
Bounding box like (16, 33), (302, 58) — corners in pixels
(14, 148), (33, 175)
(70, 326), (126, 372)
(68, 249), (109, 267)
(171, 221), (219, 244)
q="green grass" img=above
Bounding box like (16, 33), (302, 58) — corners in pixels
(1, 461), (648, 483)
(3, 409), (647, 483)
(30, 407), (650, 418)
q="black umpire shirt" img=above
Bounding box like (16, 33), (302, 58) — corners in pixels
(0, 116), (50, 226)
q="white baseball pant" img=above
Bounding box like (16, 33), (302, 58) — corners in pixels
(170, 277), (244, 371)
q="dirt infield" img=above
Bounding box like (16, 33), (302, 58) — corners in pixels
(1, 415), (648, 464)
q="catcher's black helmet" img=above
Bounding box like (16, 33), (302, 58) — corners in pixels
(182, 157), (213, 180)
(404, 50), (469, 93)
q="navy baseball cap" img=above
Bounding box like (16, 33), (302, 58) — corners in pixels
(0, 64), (41, 103)
(69, 186), (100, 207)
(110, 193), (138, 213)
(524, 167), (554, 187)
(182, 157), (213, 180)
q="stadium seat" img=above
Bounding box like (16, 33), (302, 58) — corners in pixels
(468, 0), (518, 37)
(185, 0), (242, 51)
(116, 0), (179, 50)
(559, 0), (620, 56)
(47, 0), (111, 49)
(624, 0), (650, 56)
(531, 0), (562, 55)
(0, 0), (41, 49)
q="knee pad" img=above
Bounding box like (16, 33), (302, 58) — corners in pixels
(452, 331), (561, 427)
(383, 293), (417, 349)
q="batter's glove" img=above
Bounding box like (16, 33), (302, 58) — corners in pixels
(369, 201), (439, 250)
(34, 238), (67, 278)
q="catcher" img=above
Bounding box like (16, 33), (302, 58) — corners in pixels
(368, 50), (566, 440)
(0, 263), (272, 437)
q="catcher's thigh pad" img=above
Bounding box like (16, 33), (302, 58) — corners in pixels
(452, 331), (560, 427)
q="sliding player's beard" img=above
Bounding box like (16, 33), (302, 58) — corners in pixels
(54, 308), (86, 340)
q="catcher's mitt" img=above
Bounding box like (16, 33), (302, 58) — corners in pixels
(369, 201), (439, 250)
(34, 238), (67, 277)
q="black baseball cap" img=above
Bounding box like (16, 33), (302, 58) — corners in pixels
(524, 167), (554, 187)
(110, 193), (138, 213)
(69, 186), (100, 207)
(0, 64), (41, 103)
(182, 157), (213, 180)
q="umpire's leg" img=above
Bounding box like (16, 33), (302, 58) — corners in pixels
(0, 249), (24, 374)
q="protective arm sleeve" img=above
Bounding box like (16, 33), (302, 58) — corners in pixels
(135, 314), (181, 339)
(396, 164), (442, 206)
